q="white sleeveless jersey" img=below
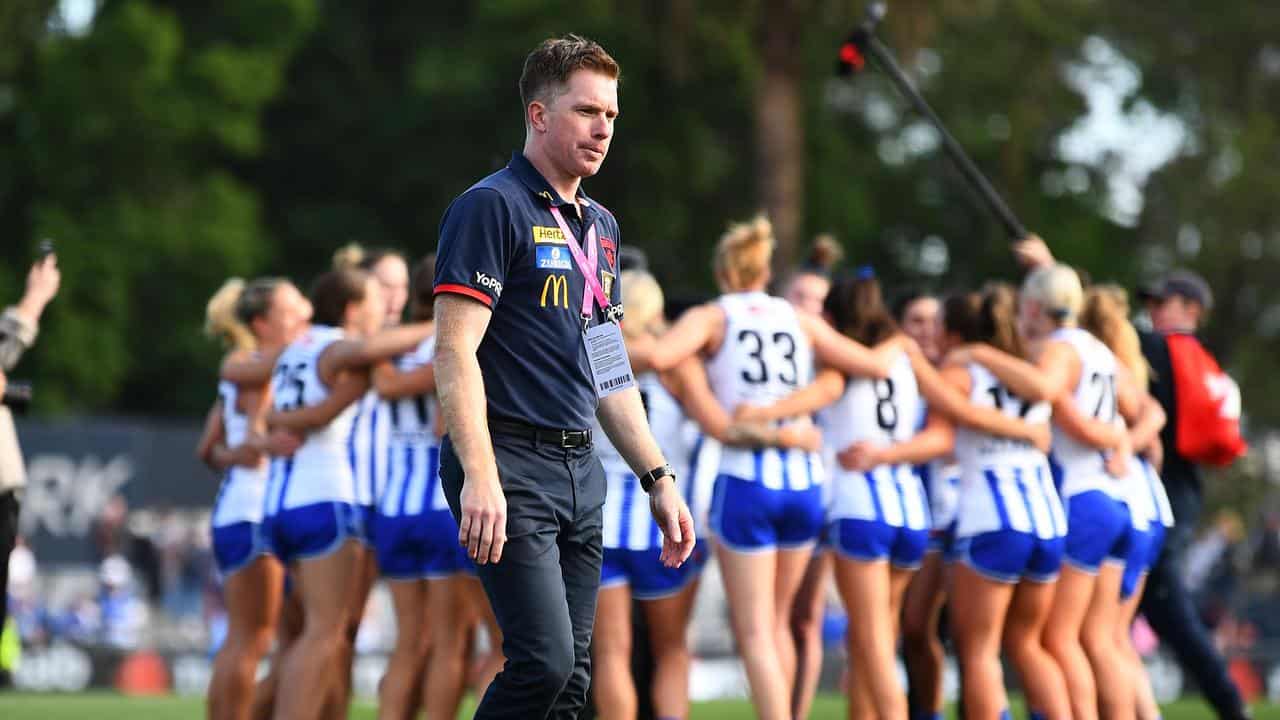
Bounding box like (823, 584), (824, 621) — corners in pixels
(379, 337), (447, 518)
(821, 351), (929, 530)
(264, 325), (360, 514)
(1122, 457), (1155, 532)
(594, 372), (705, 550)
(1126, 457), (1175, 531)
(704, 291), (823, 490)
(350, 390), (391, 509)
(211, 381), (268, 527)
(919, 458), (961, 532)
(1049, 327), (1124, 499)
(954, 363), (1066, 540)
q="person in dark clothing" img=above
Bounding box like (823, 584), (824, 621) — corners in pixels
(1136, 270), (1250, 720)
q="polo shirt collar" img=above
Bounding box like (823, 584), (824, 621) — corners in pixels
(508, 151), (597, 211)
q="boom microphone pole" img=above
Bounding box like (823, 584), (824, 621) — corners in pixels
(838, 2), (1029, 241)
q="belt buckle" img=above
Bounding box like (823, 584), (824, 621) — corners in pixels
(560, 429), (590, 448)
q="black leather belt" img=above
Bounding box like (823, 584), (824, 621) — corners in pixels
(490, 419), (593, 448)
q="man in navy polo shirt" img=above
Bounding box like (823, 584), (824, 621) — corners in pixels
(432, 35), (695, 719)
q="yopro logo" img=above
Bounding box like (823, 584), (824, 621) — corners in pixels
(474, 271), (503, 298)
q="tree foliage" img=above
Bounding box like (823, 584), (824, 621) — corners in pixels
(1, 1), (1279, 448)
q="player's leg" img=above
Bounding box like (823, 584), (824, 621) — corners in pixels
(377, 579), (429, 720)
(250, 578), (301, 720)
(949, 558), (1015, 720)
(789, 548), (832, 720)
(591, 579), (637, 720)
(833, 554), (908, 720)
(1085, 561), (1135, 720)
(210, 553), (282, 720)
(640, 572), (701, 720)
(421, 573), (473, 717)
(1004, 578), (1071, 720)
(1043, 564), (1100, 720)
(273, 538), (359, 720)
(902, 551), (947, 720)
(328, 544), (377, 718)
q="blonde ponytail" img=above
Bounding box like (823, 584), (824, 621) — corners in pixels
(205, 278), (256, 351)
(714, 215), (775, 292)
(332, 242), (366, 271)
(1081, 284), (1150, 389)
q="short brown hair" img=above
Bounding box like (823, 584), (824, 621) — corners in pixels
(519, 34), (619, 115)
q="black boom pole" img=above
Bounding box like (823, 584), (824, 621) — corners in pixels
(838, 2), (1029, 241)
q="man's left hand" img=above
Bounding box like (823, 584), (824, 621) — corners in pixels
(649, 476), (695, 567)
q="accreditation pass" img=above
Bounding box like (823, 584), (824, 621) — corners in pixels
(584, 321), (635, 398)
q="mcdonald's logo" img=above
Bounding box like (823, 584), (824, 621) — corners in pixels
(540, 274), (569, 309)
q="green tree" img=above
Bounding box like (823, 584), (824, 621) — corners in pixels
(0, 0), (315, 413)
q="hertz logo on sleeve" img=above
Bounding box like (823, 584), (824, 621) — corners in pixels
(533, 226), (568, 245)
(540, 274), (569, 309)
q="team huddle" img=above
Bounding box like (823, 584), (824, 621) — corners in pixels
(197, 207), (1173, 720)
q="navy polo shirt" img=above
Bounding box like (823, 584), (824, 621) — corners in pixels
(434, 152), (624, 430)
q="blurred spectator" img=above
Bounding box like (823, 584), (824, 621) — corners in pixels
(0, 252), (60, 687)
(91, 496), (160, 601)
(1249, 511), (1280, 576)
(97, 555), (148, 650)
(1186, 511), (1246, 594)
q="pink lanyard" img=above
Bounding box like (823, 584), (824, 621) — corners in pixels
(548, 206), (611, 321)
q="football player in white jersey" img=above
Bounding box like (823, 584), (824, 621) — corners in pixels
(889, 289), (955, 720)
(969, 265), (1139, 720)
(369, 255), (501, 719)
(648, 216), (921, 720)
(1078, 285), (1172, 720)
(590, 269), (715, 720)
(197, 277), (309, 720)
(776, 236), (842, 720)
(258, 267), (432, 720)
(929, 287), (1070, 720)
(334, 245), (411, 714)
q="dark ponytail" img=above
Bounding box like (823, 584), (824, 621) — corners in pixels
(943, 292), (984, 342)
(824, 270), (898, 346)
(980, 282), (1024, 357)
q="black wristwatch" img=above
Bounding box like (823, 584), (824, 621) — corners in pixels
(639, 463), (675, 494)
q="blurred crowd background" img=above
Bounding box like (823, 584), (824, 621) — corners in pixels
(3, 0), (1280, 700)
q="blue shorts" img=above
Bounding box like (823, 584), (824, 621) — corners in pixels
(1147, 523), (1167, 567)
(927, 521), (956, 555)
(373, 508), (473, 580)
(212, 521), (269, 576)
(1120, 522), (1166, 599)
(600, 540), (710, 600)
(953, 530), (1064, 583)
(709, 474), (824, 552)
(356, 505), (376, 545)
(1063, 490), (1133, 573)
(1120, 524), (1153, 599)
(829, 518), (929, 569)
(263, 501), (361, 565)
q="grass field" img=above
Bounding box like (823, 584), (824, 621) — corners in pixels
(2, 693), (1279, 719)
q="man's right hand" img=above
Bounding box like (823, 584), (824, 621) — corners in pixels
(459, 475), (507, 565)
